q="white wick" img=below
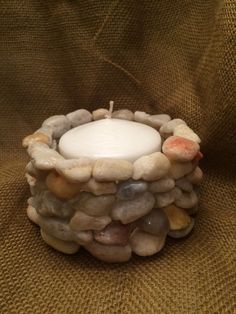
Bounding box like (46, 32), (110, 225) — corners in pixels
(105, 101), (114, 119)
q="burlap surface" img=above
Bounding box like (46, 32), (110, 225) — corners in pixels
(0, 1), (235, 313)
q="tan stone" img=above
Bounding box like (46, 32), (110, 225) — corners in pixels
(93, 158), (133, 181)
(149, 177), (175, 193)
(92, 108), (109, 120)
(147, 114), (171, 129)
(176, 177), (193, 192)
(168, 218), (194, 238)
(55, 158), (93, 183)
(162, 204), (191, 230)
(27, 205), (40, 225)
(46, 171), (81, 199)
(134, 111), (150, 123)
(41, 229), (80, 254)
(169, 161), (193, 179)
(85, 242), (132, 263)
(175, 190), (198, 208)
(94, 222), (131, 246)
(22, 132), (51, 148)
(69, 211), (111, 231)
(82, 178), (117, 195)
(130, 229), (166, 256)
(70, 193), (115, 216)
(186, 167), (203, 184)
(133, 152), (170, 181)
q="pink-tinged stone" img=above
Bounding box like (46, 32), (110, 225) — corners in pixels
(162, 136), (200, 162)
(191, 151), (203, 167)
(94, 222), (131, 246)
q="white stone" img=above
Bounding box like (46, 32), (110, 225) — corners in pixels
(134, 111), (150, 123)
(147, 114), (171, 129)
(174, 124), (201, 143)
(112, 109), (134, 121)
(92, 108), (109, 120)
(160, 118), (186, 135)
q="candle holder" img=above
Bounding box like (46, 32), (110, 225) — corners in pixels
(23, 108), (203, 263)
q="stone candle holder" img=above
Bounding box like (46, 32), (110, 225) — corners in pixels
(23, 108), (203, 263)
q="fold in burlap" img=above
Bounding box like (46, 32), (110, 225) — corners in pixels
(0, 1), (235, 313)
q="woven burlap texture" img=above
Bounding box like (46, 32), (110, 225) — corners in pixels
(0, 1), (235, 313)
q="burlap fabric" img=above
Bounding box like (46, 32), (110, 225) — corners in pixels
(0, 1), (235, 313)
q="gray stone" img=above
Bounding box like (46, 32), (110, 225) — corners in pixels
(139, 208), (170, 236)
(66, 109), (92, 127)
(117, 179), (148, 200)
(42, 115), (71, 138)
(149, 177), (175, 193)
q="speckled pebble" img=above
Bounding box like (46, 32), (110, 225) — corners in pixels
(111, 191), (155, 224)
(70, 193), (115, 216)
(130, 229), (166, 256)
(133, 152), (170, 181)
(69, 211), (111, 231)
(94, 222), (131, 246)
(112, 109), (134, 121)
(139, 208), (169, 236)
(163, 136), (200, 162)
(42, 115), (71, 138)
(41, 229), (80, 254)
(174, 124), (201, 143)
(46, 171), (81, 199)
(55, 158), (93, 183)
(175, 190), (198, 208)
(149, 177), (175, 193)
(93, 158), (133, 182)
(66, 109), (92, 127)
(92, 108), (109, 120)
(85, 241), (132, 263)
(117, 180), (148, 200)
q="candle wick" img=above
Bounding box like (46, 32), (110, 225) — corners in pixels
(105, 100), (114, 119)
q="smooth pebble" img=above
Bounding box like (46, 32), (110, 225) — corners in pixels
(160, 118), (186, 135)
(94, 222), (131, 246)
(176, 178), (193, 192)
(186, 167), (203, 184)
(162, 204), (191, 230)
(92, 108), (109, 120)
(133, 152), (170, 181)
(82, 178), (117, 195)
(175, 190), (198, 208)
(117, 179), (148, 200)
(169, 161), (193, 179)
(112, 109), (134, 121)
(174, 124), (201, 143)
(168, 218), (194, 238)
(134, 111), (150, 123)
(41, 229), (80, 254)
(69, 211), (111, 231)
(139, 208), (169, 236)
(147, 114), (171, 129)
(111, 191), (155, 224)
(42, 115), (71, 138)
(66, 109), (92, 127)
(149, 177), (175, 193)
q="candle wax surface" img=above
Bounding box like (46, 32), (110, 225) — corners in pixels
(59, 119), (162, 162)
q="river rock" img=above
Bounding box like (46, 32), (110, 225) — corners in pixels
(168, 218), (194, 238)
(85, 242), (132, 263)
(82, 178), (117, 195)
(29, 143), (64, 170)
(22, 127), (52, 148)
(133, 152), (170, 181)
(147, 114), (171, 129)
(69, 211), (111, 231)
(27, 205), (40, 225)
(92, 108), (109, 120)
(163, 136), (200, 162)
(111, 191), (155, 224)
(55, 158), (93, 183)
(112, 109), (134, 121)
(93, 158), (133, 181)
(130, 229), (166, 256)
(46, 171), (81, 199)
(162, 204), (191, 230)
(149, 177), (175, 193)
(25, 161), (49, 180)
(42, 115), (71, 138)
(94, 222), (131, 246)
(154, 187), (182, 208)
(174, 124), (201, 143)
(70, 193), (115, 216)
(117, 179), (148, 200)
(160, 118), (186, 136)
(139, 208), (169, 236)
(176, 178), (193, 192)
(186, 167), (203, 184)
(185, 205), (198, 215)
(41, 229), (80, 254)
(66, 109), (92, 127)
(169, 161), (193, 179)
(37, 215), (93, 244)
(175, 190), (198, 208)
(134, 111), (150, 123)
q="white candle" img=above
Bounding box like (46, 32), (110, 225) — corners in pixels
(59, 118), (161, 162)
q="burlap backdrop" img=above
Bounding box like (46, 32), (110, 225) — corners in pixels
(0, 1), (235, 313)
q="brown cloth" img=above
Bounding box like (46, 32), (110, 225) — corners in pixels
(0, 1), (235, 313)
